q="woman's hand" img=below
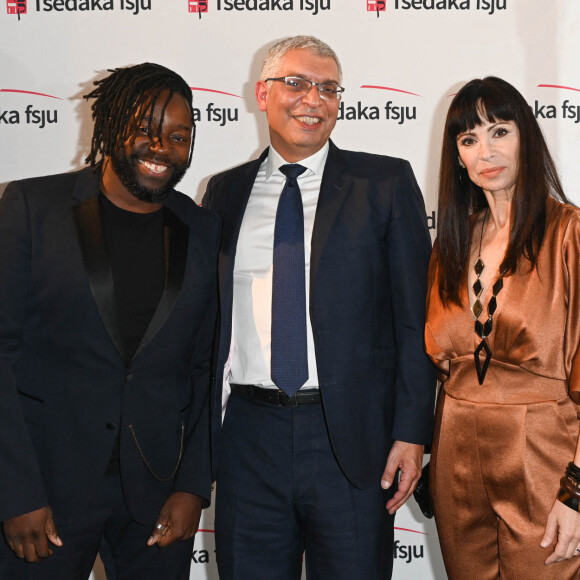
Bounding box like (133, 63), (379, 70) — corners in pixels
(541, 500), (580, 565)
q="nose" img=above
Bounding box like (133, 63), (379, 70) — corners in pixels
(148, 135), (168, 153)
(301, 83), (323, 108)
(478, 139), (495, 161)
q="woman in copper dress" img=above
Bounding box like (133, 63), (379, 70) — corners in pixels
(426, 76), (580, 579)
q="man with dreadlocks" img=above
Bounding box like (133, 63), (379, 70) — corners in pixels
(0, 62), (218, 579)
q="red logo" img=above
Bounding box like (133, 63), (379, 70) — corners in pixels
(367, 0), (385, 12)
(189, 0), (207, 13)
(7, 0), (27, 17)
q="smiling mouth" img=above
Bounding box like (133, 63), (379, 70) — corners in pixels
(295, 115), (321, 126)
(138, 159), (170, 175)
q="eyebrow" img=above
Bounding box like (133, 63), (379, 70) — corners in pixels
(457, 121), (510, 138)
(140, 116), (193, 133)
(287, 73), (340, 84)
(174, 124), (194, 133)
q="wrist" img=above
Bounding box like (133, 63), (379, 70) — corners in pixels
(557, 462), (580, 512)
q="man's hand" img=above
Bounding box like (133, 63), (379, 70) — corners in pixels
(147, 492), (203, 548)
(2, 506), (62, 562)
(381, 441), (424, 515)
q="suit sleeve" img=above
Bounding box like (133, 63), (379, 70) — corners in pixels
(172, 213), (220, 506)
(0, 182), (48, 521)
(387, 161), (437, 445)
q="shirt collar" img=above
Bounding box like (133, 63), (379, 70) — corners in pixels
(265, 142), (330, 181)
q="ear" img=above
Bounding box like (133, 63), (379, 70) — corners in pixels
(255, 81), (268, 112)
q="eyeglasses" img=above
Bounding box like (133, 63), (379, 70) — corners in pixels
(265, 76), (345, 101)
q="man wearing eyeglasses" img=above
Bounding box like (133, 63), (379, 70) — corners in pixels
(203, 35), (435, 579)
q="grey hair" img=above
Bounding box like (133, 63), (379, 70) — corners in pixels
(260, 35), (342, 83)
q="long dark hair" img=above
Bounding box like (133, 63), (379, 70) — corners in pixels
(83, 62), (195, 170)
(436, 76), (569, 305)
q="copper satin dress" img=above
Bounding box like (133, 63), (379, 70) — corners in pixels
(425, 198), (580, 580)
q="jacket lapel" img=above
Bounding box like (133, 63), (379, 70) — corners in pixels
(310, 141), (350, 288)
(212, 149), (267, 368)
(132, 207), (188, 361)
(72, 170), (127, 361)
(219, 149), (268, 302)
(72, 168), (189, 365)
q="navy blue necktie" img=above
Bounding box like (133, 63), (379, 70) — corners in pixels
(271, 164), (308, 396)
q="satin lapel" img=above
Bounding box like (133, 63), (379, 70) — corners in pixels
(132, 207), (189, 362)
(73, 195), (128, 362)
(310, 141), (350, 287)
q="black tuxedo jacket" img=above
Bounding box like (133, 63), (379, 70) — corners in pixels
(203, 141), (436, 489)
(0, 167), (219, 524)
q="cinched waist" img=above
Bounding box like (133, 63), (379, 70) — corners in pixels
(442, 357), (569, 404)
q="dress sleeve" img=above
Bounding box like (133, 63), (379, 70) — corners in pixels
(424, 241), (450, 383)
(563, 210), (580, 403)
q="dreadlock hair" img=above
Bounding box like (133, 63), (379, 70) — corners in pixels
(436, 76), (570, 306)
(83, 62), (195, 170)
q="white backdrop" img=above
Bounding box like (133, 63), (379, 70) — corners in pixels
(2, 1), (580, 578)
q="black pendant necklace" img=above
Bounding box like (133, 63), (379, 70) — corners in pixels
(471, 208), (504, 385)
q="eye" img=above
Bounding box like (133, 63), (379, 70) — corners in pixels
(459, 136), (475, 146)
(171, 134), (190, 144)
(320, 84), (338, 95)
(286, 77), (303, 89)
(494, 127), (509, 137)
(138, 126), (150, 135)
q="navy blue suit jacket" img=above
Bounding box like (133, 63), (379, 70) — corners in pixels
(0, 167), (219, 524)
(203, 141), (436, 489)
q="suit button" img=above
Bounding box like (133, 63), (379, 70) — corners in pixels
(106, 421), (117, 430)
(126, 374), (134, 383)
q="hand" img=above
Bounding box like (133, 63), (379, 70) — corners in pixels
(381, 441), (424, 515)
(541, 500), (580, 564)
(2, 506), (62, 562)
(147, 492), (203, 548)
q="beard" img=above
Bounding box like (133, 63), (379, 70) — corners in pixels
(111, 148), (187, 204)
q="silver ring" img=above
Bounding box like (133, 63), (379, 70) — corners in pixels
(155, 523), (164, 531)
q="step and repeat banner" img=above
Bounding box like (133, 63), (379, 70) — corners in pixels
(2, 1), (580, 579)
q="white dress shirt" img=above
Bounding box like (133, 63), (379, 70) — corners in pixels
(228, 143), (329, 393)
